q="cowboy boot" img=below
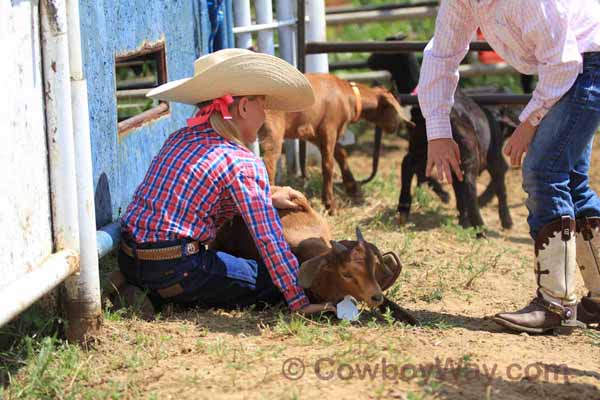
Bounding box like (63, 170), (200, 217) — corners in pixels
(493, 217), (581, 334)
(576, 217), (600, 325)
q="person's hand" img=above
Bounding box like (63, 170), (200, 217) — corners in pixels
(426, 138), (463, 184)
(296, 302), (336, 315)
(271, 186), (303, 209)
(503, 120), (537, 167)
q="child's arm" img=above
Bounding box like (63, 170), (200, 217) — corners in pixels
(517, 0), (582, 126)
(228, 162), (310, 311)
(418, 0), (477, 141)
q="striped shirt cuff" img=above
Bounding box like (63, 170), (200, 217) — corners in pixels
(519, 98), (549, 127)
(284, 286), (310, 311)
(425, 115), (453, 141)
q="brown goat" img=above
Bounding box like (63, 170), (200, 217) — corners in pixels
(259, 73), (412, 214)
(210, 190), (417, 324)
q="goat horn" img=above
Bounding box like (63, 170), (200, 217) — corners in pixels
(355, 226), (365, 243)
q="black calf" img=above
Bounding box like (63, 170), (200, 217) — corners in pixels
(368, 35), (514, 230)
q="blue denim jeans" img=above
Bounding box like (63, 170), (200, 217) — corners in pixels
(523, 52), (600, 238)
(118, 236), (283, 309)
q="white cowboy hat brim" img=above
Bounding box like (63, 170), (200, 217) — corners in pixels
(146, 52), (315, 111)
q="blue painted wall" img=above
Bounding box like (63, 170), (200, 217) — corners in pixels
(79, 0), (213, 228)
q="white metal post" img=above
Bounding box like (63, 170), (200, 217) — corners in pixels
(255, 0), (275, 55)
(66, 0), (102, 340)
(233, 0), (252, 49)
(232, 0), (259, 155)
(305, 0), (328, 73)
(277, 0), (301, 177)
(40, 0), (85, 340)
(304, 0), (327, 164)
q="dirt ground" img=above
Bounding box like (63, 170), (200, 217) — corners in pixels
(11, 131), (600, 400)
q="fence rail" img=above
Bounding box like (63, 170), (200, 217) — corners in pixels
(326, 1), (439, 15)
(326, 6), (438, 26)
(306, 40), (494, 54)
(396, 94), (532, 105)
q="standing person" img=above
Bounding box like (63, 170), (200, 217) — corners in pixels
(117, 48), (334, 316)
(418, 0), (600, 333)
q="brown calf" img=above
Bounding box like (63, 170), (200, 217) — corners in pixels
(259, 73), (411, 214)
(210, 190), (417, 323)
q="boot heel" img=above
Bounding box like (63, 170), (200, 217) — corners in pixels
(553, 325), (576, 335)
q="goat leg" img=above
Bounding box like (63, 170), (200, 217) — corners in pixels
(397, 153), (416, 225)
(320, 136), (337, 214)
(478, 180), (496, 207)
(379, 296), (418, 325)
(488, 151), (513, 229)
(334, 143), (361, 197)
(452, 179), (471, 228)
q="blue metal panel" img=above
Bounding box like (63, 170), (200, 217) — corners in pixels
(79, 0), (210, 228)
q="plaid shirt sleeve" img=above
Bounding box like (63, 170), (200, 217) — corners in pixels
(227, 160), (310, 311)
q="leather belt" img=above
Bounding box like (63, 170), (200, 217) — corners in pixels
(120, 240), (203, 261)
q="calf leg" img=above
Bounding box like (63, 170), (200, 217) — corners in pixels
(334, 143), (361, 197)
(489, 154), (513, 229)
(378, 296), (418, 325)
(415, 165), (450, 204)
(452, 179), (471, 228)
(478, 177), (496, 207)
(397, 153), (416, 224)
(463, 171), (485, 229)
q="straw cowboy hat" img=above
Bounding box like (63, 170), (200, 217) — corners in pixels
(146, 48), (315, 111)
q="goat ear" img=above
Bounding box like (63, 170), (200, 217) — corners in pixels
(379, 90), (414, 127)
(330, 240), (348, 254)
(298, 255), (328, 288)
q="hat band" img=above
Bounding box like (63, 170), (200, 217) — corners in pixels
(187, 94), (234, 128)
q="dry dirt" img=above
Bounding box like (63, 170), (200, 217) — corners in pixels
(15, 133), (600, 399)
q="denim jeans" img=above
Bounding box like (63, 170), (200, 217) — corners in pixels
(118, 236), (283, 309)
(523, 52), (600, 238)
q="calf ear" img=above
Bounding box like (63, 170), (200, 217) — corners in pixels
(298, 255), (329, 288)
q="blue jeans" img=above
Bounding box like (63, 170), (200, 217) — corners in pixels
(118, 236), (283, 309)
(523, 52), (600, 238)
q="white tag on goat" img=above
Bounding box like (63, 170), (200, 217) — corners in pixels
(336, 295), (359, 321)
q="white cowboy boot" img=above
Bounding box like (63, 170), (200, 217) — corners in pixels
(576, 217), (600, 326)
(494, 217), (580, 333)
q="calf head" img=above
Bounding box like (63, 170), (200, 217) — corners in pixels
(298, 227), (399, 308)
(367, 33), (421, 94)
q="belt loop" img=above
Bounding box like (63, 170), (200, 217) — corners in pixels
(131, 241), (142, 282)
(181, 237), (189, 259)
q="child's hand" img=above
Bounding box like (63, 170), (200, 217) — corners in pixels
(504, 120), (537, 167)
(296, 302), (336, 315)
(271, 186), (304, 209)
(426, 138), (463, 184)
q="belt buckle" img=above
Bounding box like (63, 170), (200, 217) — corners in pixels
(182, 241), (197, 256)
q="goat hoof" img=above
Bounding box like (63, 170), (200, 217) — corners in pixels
(396, 212), (409, 225)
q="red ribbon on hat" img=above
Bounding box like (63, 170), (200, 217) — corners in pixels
(187, 94), (234, 128)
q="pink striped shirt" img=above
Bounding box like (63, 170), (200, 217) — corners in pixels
(418, 0), (600, 141)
